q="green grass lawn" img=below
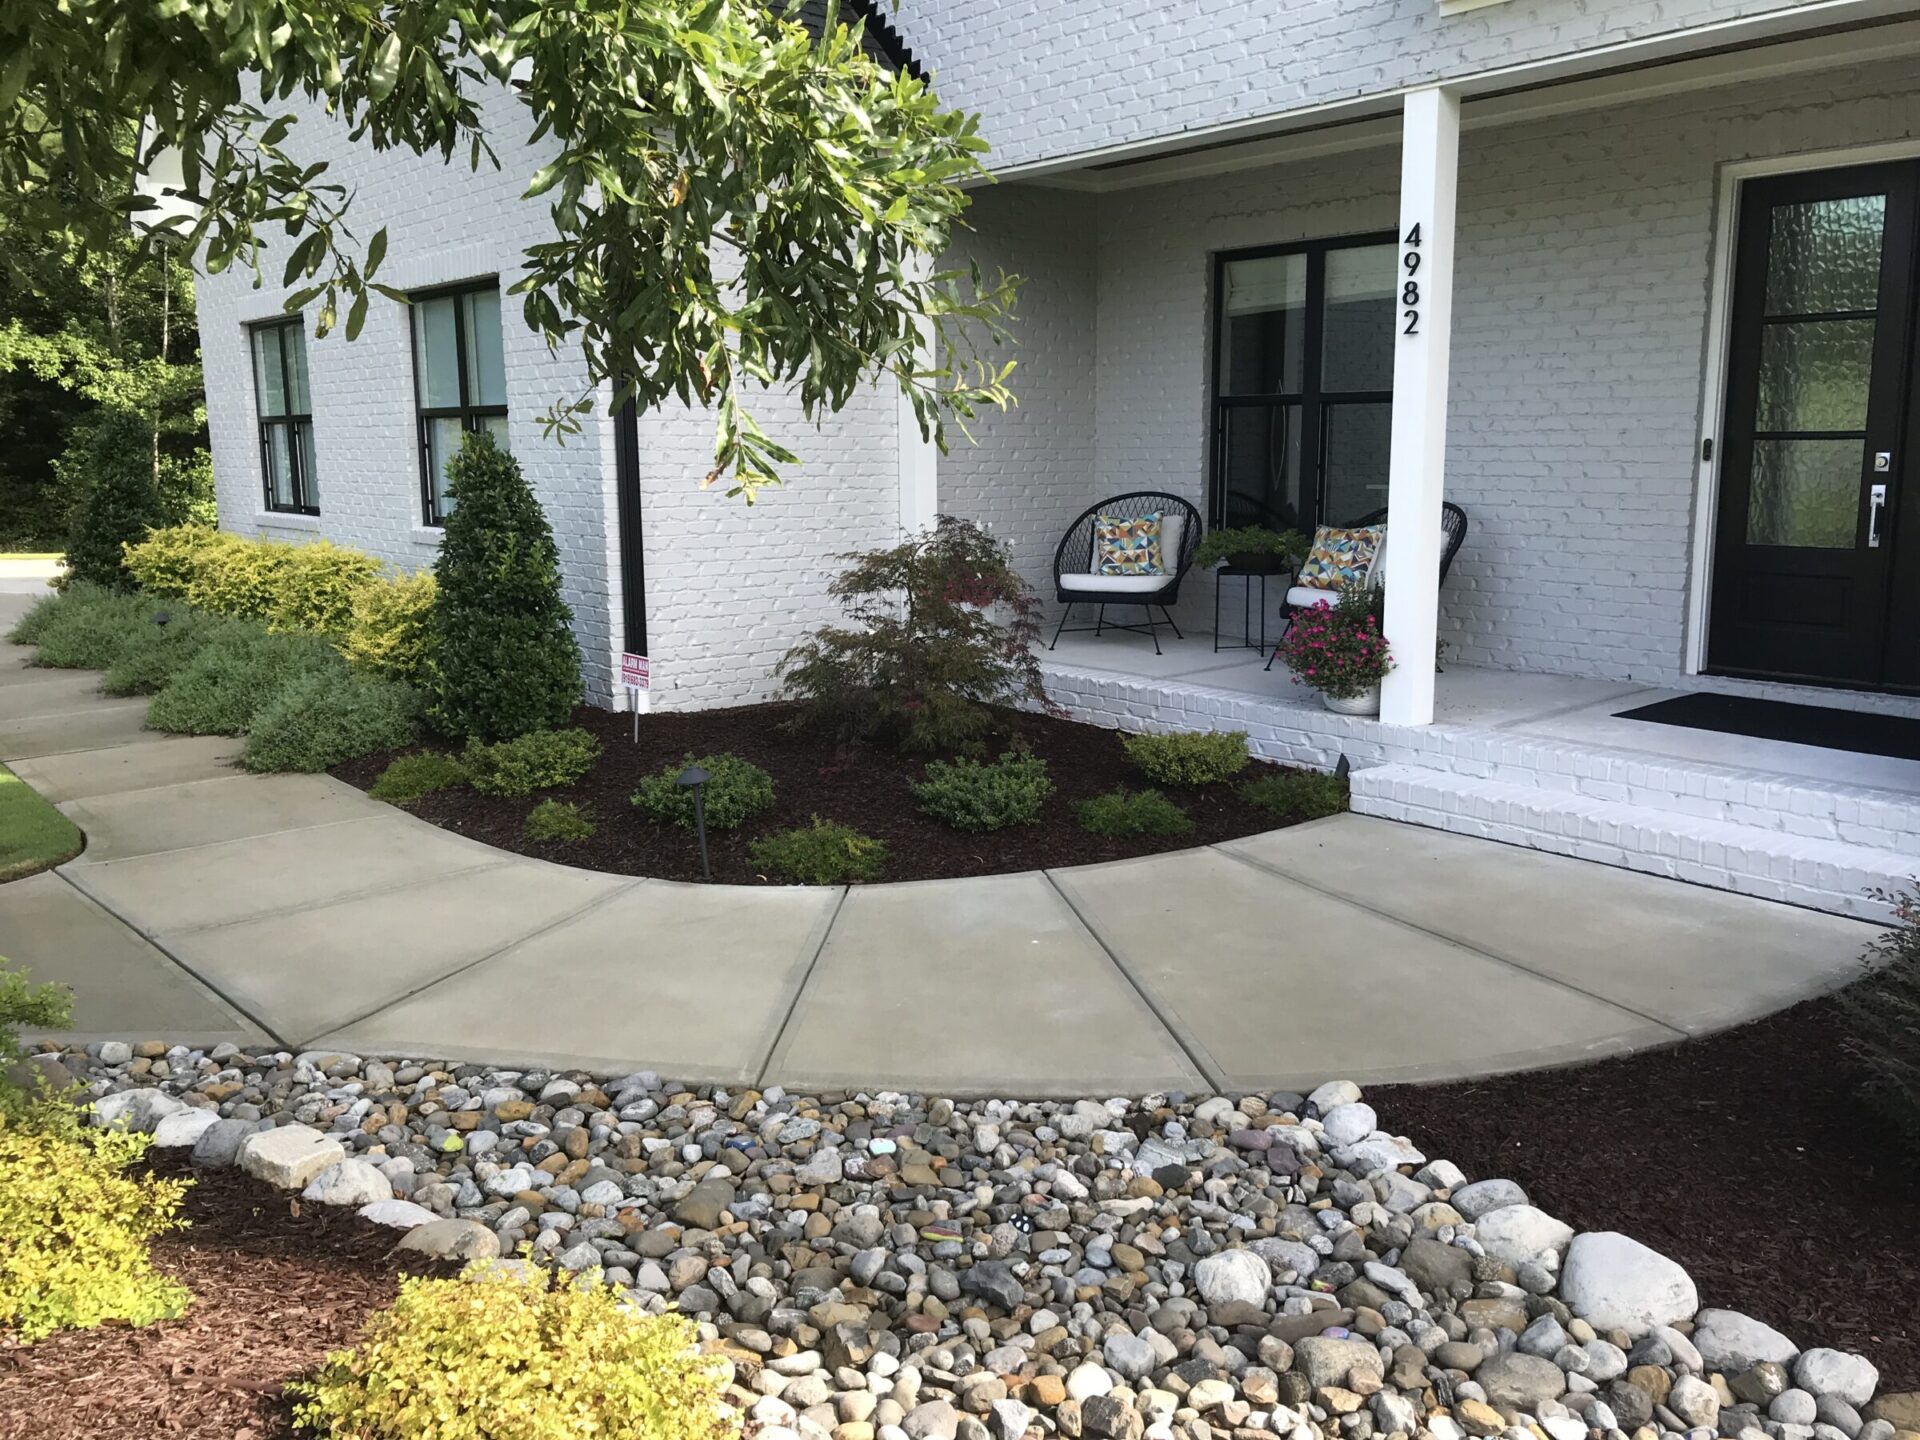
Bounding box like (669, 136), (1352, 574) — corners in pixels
(0, 764), (82, 881)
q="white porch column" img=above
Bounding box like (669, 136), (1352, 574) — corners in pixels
(897, 255), (940, 533)
(1380, 86), (1460, 727)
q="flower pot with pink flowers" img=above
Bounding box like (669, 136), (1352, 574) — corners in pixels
(1273, 584), (1394, 715)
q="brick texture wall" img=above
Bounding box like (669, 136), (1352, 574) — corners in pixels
(903, 0), (1836, 171)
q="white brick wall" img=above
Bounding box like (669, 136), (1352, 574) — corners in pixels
(903, 0), (1843, 172)
(956, 56), (1920, 683)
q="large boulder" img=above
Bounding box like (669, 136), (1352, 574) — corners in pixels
(1558, 1232), (1698, 1337)
(1477, 1351), (1567, 1410)
(1451, 1178), (1528, 1220)
(149, 1108), (222, 1149)
(1795, 1350), (1879, 1407)
(1692, 1310), (1800, 1374)
(90, 1087), (185, 1133)
(1193, 1249), (1271, 1309)
(1474, 1204), (1574, 1267)
(397, 1219), (501, 1262)
(1295, 1336), (1386, 1391)
(236, 1123), (346, 1190)
(301, 1159), (393, 1208)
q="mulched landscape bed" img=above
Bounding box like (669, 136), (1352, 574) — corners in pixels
(1379, 994), (1920, 1391)
(0, 1157), (456, 1440)
(334, 701), (1325, 884)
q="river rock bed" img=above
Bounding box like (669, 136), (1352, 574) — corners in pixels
(34, 1041), (1920, 1440)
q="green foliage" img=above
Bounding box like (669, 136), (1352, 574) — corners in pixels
(1, 767), (84, 883)
(463, 729), (601, 798)
(428, 434), (582, 741)
(525, 800), (596, 844)
(912, 750), (1052, 832)
(0, 963), (71, 1071)
(1074, 788), (1194, 839)
(124, 525), (384, 634)
(0, 1104), (192, 1344)
(3, 0), (1016, 499)
(369, 752), (468, 805)
(1192, 525), (1308, 571)
(61, 407), (165, 591)
(631, 753), (776, 832)
(146, 624), (343, 736)
(778, 517), (1051, 754)
(241, 670), (423, 774)
(749, 818), (888, 884)
(1122, 730), (1251, 787)
(1840, 889), (1920, 1154)
(340, 570), (437, 683)
(289, 1267), (733, 1440)
(265, 539), (384, 635)
(5, 590), (66, 645)
(15, 582), (152, 669)
(1239, 770), (1350, 822)
(100, 608), (234, 696)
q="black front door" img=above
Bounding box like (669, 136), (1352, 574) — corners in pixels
(1709, 162), (1920, 687)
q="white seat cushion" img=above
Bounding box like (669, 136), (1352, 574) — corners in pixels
(1061, 572), (1176, 595)
(1286, 585), (1340, 609)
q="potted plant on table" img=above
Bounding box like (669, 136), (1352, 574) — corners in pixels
(1274, 584), (1394, 715)
(1193, 525), (1305, 574)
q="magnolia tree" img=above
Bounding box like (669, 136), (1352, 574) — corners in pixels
(2, 0), (1017, 498)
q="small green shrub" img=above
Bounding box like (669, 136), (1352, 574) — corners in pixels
(1239, 770), (1350, 821)
(6, 590), (67, 646)
(0, 1103), (192, 1343)
(18, 584), (152, 670)
(1840, 889), (1920, 1154)
(100, 609), (235, 696)
(146, 625), (343, 736)
(369, 752), (468, 805)
(1074, 787), (1194, 839)
(631, 753), (775, 831)
(241, 670), (423, 773)
(62, 407), (165, 591)
(750, 818), (888, 884)
(428, 433), (582, 741)
(1123, 729), (1251, 786)
(912, 750), (1052, 832)
(289, 1267), (734, 1440)
(1, 964), (71, 1075)
(463, 729), (602, 798)
(525, 800), (596, 844)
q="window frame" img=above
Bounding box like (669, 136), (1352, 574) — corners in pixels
(250, 316), (319, 516)
(1208, 230), (1397, 532)
(409, 278), (508, 527)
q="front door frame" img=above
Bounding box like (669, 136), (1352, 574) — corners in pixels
(1687, 137), (1920, 678)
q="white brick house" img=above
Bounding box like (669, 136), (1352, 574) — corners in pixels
(197, 0), (1920, 914)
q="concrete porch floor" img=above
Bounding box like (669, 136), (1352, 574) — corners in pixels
(1042, 630), (1920, 798)
(0, 591), (1879, 1095)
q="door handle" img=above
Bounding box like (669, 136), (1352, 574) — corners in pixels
(1870, 481), (1888, 548)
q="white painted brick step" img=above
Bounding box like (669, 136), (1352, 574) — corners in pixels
(1350, 763), (1915, 922)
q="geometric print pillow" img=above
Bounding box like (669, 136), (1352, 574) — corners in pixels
(1094, 512), (1165, 576)
(1296, 523), (1384, 588)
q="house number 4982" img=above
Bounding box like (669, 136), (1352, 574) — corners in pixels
(1401, 223), (1422, 336)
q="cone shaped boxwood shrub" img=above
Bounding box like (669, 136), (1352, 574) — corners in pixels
(428, 432), (582, 741)
(631, 753), (775, 831)
(290, 1267), (734, 1440)
(61, 408), (166, 592)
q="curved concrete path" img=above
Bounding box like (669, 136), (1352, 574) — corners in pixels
(0, 593), (1879, 1095)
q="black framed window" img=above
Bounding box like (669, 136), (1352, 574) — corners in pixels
(251, 318), (318, 514)
(410, 281), (508, 526)
(1211, 233), (1396, 532)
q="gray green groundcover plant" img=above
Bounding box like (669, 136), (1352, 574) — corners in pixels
(1840, 888), (1920, 1152)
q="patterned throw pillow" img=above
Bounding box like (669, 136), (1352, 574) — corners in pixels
(1296, 524), (1384, 589)
(1094, 512), (1165, 576)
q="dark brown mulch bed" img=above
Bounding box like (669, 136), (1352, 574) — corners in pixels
(0, 1156), (456, 1440)
(1378, 995), (1920, 1391)
(333, 702), (1329, 884)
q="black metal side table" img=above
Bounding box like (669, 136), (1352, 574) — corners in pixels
(1212, 564), (1289, 652)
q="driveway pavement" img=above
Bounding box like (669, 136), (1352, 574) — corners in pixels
(0, 592), (1879, 1095)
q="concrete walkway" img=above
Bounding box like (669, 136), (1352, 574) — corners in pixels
(0, 593), (1879, 1095)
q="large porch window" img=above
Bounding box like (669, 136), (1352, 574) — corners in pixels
(1211, 234), (1397, 531)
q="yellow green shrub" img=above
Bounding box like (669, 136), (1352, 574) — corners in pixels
(266, 540), (384, 636)
(0, 1101), (191, 1343)
(339, 570), (437, 682)
(182, 530), (294, 620)
(122, 523), (223, 601)
(291, 1266), (737, 1440)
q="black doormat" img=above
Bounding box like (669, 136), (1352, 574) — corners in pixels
(1615, 691), (1920, 760)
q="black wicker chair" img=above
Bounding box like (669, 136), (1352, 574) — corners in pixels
(1048, 491), (1204, 656)
(1264, 502), (1470, 669)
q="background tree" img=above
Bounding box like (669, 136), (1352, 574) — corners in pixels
(2, 1), (1018, 502)
(428, 431), (582, 740)
(62, 407), (168, 590)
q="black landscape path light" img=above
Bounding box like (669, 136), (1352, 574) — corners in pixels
(676, 764), (712, 882)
